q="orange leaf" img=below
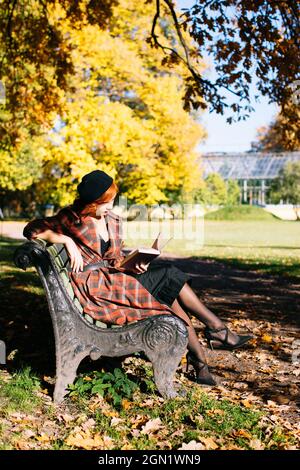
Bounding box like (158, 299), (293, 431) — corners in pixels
(261, 334), (272, 343)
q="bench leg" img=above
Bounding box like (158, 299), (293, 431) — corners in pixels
(148, 349), (186, 399)
(142, 317), (188, 399)
(53, 352), (86, 404)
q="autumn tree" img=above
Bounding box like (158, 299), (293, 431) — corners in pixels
(251, 103), (300, 152)
(0, 0), (298, 149)
(268, 161), (300, 218)
(1, 0), (298, 206)
(226, 180), (241, 205)
(194, 173), (240, 205)
(22, 0), (206, 207)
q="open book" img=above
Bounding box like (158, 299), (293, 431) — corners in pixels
(119, 232), (173, 270)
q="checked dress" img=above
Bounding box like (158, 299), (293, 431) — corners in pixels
(23, 205), (192, 326)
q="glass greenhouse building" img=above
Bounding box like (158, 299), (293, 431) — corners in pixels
(200, 151), (300, 204)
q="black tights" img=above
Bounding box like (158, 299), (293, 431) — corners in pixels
(171, 282), (239, 362)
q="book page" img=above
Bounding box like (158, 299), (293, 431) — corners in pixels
(151, 231), (173, 251)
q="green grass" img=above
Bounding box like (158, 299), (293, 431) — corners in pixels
(0, 360), (292, 450)
(61, 361), (293, 450)
(123, 218), (300, 278)
(65, 374), (293, 450)
(0, 362), (271, 450)
(0, 366), (42, 413)
(67, 368), (138, 407)
(205, 205), (278, 221)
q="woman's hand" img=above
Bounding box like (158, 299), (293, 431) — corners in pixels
(128, 261), (150, 274)
(64, 237), (84, 273)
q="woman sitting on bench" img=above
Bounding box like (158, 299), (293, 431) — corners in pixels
(23, 170), (251, 387)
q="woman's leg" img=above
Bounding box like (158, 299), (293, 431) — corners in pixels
(170, 298), (207, 363)
(177, 282), (240, 344)
(170, 299), (215, 383)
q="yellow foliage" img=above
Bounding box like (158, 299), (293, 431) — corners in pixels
(7, 0), (208, 205)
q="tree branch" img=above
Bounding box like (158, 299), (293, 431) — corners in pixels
(150, 0), (241, 100)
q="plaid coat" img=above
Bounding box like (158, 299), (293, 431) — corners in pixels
(23, 206), (175, 325)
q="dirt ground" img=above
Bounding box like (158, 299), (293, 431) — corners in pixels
(159, 253), (300, 425)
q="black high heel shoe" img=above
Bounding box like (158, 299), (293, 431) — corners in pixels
(186, 351), (216, 386)
(204, 325), (252, 351)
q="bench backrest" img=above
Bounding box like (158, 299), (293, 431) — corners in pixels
(45, 242), (109, 329)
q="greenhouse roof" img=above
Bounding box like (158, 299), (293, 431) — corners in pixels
(200, 151), (300, 180)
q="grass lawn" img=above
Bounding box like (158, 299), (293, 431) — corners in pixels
(124, 219), (300, 278)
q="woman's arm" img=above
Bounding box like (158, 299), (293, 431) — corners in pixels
(33, 229), (84, 273)
(46, 230), (84, 273)
(23, 209), (84, 274)
(31, 228), (68, 245)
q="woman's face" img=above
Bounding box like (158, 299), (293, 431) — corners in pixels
(95, 196), (116, 218)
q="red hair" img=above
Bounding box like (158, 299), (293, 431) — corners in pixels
(72, 181), (119, 217)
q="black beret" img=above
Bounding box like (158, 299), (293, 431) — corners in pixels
(77, 170), (113, 203)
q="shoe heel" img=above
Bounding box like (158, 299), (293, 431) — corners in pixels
(208, 339), (214, 351)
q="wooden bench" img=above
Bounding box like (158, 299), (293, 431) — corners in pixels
(14, 239), (188, 403)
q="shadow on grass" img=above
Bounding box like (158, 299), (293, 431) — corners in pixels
(0, 236), (56, 375)
(190, 254), (300, 280)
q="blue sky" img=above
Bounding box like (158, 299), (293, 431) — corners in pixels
(176, 0), (279, 153)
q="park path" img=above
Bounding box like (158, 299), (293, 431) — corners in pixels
(0, 221), (27, 240)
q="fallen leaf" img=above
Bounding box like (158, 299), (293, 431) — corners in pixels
(198, 436), (219, 449)
(82, 418), (96, 431)
(139, 398), (157, 407)
(36, 433), (51, 443)
(179, 440), (205, 450)
(170, 425), (185, 439)
(270, 394), (290, 405)
(102, 410), (119, 418)
(233, 429), (252, 439)
(131, 429), (141, 438)
(14, 439), (34, 450)
(241, 399), (252, 408)
(261, 334), (272, 343)
(207, 409), (225, 417)
(111, 417), (124, 427)
(102, 435), (114, 449)
(131, 415), (149, 429)
(141, 418), (163, 435)
(65, 431), (102, 450)
(23, 429), (35, 439)
(233, 382), (249, 390)
(121, 443), (135, 450)
(220, 443), (244, 450)
(57, 413), (74, 424)
(122, 399), (132, 410)
(43, 375), (55, 384)
(249, 439), (265, 450)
